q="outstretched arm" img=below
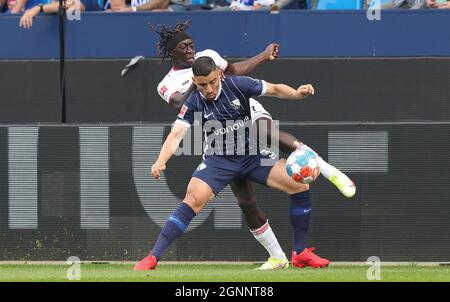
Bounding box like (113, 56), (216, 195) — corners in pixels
(264, 82), (315, 100)
(257, 81), (313, 152)
(226, 43), (279, 76)
(151, 123), (189, 180)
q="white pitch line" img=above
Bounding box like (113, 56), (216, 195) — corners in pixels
(0, 261), (445, 266)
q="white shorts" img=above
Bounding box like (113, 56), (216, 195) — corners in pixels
(249, 98), (272, 123)
(249, 99), (278, 159)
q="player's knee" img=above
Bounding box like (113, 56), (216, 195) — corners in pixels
(183, 192), (203, 213)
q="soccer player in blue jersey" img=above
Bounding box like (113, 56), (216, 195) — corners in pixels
(153, 23), (294, 270)
(144, 21), (356, 270)
(134, 56), (355, 270)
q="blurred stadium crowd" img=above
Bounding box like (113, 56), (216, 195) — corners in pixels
(1, 0), (449, 29)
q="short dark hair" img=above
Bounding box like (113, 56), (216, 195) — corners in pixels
(192, 57), (217, 77)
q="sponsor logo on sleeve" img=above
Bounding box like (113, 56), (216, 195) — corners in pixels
(178, 105), (188, 119)
(159, 85), (168, 96)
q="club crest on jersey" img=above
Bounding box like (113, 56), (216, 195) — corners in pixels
(178, 105), (188, 119)
(231, 99), (241, 110)
(196, 163), (207, 171)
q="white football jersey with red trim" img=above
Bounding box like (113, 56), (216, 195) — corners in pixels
(157, 49), (228, 104)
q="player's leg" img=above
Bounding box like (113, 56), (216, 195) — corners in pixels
(230, 178), (288, 270)
(230, 178), (265, 229)
(262, 158), (311, 255)
(250, 100), (328, 268)
(134, 155), (234, 271)
(265, 159), (330, 268)
(256, 115), (355, 198)
(134, 177), (214, 270)
(245, 157), (330, 268)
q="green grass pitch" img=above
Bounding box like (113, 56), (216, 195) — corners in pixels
(0, 263), (449, 282)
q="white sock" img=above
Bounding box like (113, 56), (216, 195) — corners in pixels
(296, 142), (337, 179)
(316, 155), (338, 179)
(250, 221), (286, 260)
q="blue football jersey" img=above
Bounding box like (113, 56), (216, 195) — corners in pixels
(176, 75), (267, 156)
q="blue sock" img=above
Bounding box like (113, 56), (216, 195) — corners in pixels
(290, 190), (311, 253)
(151, 203), (196, 261)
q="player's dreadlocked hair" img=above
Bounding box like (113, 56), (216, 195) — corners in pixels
(149, 20), (193, 61)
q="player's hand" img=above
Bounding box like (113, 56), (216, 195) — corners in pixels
(296, 84), (315, 99)
(265, 43), (280, 61)
(151, 160), (166, 180)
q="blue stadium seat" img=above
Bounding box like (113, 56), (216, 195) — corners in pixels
(316, 0), (364, 9)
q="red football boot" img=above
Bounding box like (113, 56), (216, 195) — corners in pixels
(291, 248), (330, 269)
(133, 253), (157, 270)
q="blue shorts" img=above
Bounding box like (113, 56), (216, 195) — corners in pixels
(192, 155), (275, 196)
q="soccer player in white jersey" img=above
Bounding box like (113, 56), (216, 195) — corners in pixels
(141, 21), (355, 270)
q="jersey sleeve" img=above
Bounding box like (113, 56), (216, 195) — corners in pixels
(195, 49), (229, 71)
(157, 78), (181, 104)
(175, 94), (198, 128)
(236, 76), (267, 98)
